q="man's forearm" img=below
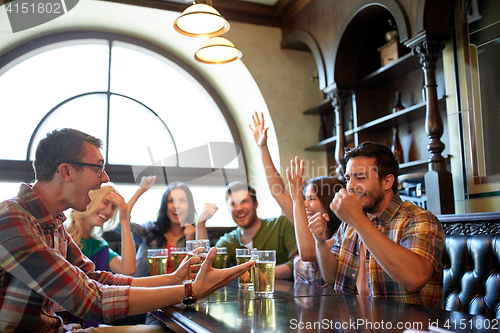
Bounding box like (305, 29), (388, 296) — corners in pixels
(275, 263), (292, 279)
(356, 221), (434, 292)
(130, 273), (183, 288)
(127, 285), (184, 315)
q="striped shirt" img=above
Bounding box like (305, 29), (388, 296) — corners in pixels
(331, 194), (444, 308)
(0, 183), (132, 333)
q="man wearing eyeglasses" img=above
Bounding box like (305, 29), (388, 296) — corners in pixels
(0, 128), (254, 333)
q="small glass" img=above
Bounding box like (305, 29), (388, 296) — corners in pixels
(236, 248), (254, 289)
(212, 247), (228, 269)
(147, 249), (168, 276)
(170, 247), (188, 272)
(186, 239), (210, 280)
(251, 250), (276, 295)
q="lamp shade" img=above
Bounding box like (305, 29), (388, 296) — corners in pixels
(194, 37), (242, 64)
(174, 4), (230, 38)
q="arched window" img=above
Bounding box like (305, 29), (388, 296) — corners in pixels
(0, 32), (246, 226)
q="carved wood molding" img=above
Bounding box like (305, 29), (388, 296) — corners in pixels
(327, 89), (349, 177)
(442, 222), (500, 235)
(439, 212), (500, 235)
(412, 40), (446, 165)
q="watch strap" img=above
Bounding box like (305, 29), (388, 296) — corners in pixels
(183, 280), (196, 305)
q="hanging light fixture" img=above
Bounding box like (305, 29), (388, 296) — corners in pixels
(194, 37), (242, 64)
(174, 1), (230, 38)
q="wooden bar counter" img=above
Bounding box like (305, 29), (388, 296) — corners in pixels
(152, 280), (499, 332)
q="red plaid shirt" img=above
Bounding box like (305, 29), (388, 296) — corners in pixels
(330, 194), (444, 308)
(0, 184), (132, 332)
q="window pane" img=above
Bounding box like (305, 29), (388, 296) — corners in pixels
(110, 42), (238, 168)
(29, 94), (108, 160)
(108, 94), (176, 166)
(0, 40), (109, 160)
(468, 1), (500, 181)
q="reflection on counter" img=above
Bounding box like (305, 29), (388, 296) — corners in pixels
(253, 299), (275, 332)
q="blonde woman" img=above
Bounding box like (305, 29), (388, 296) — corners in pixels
(66, 176), (156, 275)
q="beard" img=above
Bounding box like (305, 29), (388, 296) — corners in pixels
(361, 186), (386, 215)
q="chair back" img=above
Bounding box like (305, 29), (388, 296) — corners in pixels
(442, 234), (500, 319)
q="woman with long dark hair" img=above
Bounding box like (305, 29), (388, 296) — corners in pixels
(125, 182), (197, 277)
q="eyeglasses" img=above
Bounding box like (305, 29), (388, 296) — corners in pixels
(66, 161), (105, 177)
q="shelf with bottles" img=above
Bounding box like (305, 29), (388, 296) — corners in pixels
(353, 97), (446, 134)
(305, 97), (446, 152)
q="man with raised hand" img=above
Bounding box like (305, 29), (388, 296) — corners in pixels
(310, 142), (444, 308)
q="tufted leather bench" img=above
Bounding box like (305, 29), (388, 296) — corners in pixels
(442, 234), (500, 319)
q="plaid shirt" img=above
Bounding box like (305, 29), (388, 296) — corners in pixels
(331, 194), (444, 308)
(0, 184), (133, 333)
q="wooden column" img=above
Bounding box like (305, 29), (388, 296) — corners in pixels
(412, 40), (455, 215)
(328, 89), (348, 178)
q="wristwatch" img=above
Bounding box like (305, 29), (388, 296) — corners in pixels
(183, 280), (197, 306)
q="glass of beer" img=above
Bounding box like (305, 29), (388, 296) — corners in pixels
(147, 249), (168, 276)
(212, 247), (227, 269)
(236, 248), (254, 289)
(251, 250), (276, 295)
(170, 247), (188, 272)
(186, 239), (210, 280)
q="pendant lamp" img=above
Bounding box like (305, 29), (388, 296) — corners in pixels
(174, 1), (230, 38)
(194, 37), (242, 64)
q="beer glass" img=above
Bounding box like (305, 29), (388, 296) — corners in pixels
(251, 250), (276, 295)
(186, 239), (210, 280)
(212, 247), (228, 269)
(236, 248), (254, 289)
(147, 249), (168, 276)
(170, 247), (188, 272)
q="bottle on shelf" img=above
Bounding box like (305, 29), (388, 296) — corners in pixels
(392, 126), (404, 164)
(392, 91), (405, 113)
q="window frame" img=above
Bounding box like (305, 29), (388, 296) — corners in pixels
(0, 31), (247, 185)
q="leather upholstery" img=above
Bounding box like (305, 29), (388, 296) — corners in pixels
(442, 234), (500, 319)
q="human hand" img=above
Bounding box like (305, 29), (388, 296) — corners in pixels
(329, 188), (366, 228)
(286, 156), (305, 201)
(109, 192), (128, 221)
(249, 111), (269, 148)
(173, 253), (201, 284)
(197, 203), (219, 223)
(184, 223), (196, 238)
(308, 212), (329, 243)
(139, 175), (156, 190)
(192, 248), (255, 299)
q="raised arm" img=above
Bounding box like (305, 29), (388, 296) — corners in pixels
(108, 193), (136, 275)
(195, 203), (219, 241)
(287, 156), (318, 262)
(308, 213), (338, 285)
(127, 175), (156, 217)
(249, 111), (293, 222)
